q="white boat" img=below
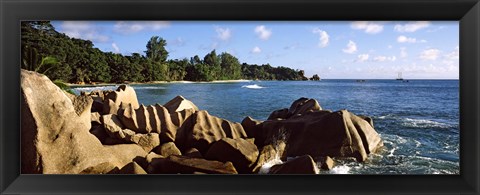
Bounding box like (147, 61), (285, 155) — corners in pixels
(396, 72), (404, 80)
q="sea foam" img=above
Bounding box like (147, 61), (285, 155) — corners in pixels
(242, 84), (265, 89)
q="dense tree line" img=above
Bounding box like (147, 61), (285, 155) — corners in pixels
(21, 21), (308, 84)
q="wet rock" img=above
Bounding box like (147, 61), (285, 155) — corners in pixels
(315, 156), (335, 170)
(261, 109), (383, 162)
(269, 155), (318, 174)
(252, 144), (277, 173)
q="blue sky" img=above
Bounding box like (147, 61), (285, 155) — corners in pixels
(51, 21), (459, 79)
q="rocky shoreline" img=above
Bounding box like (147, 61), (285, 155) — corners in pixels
(21, 69), (383, 174)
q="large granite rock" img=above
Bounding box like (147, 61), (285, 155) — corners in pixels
(103, 85), (140, 114)
(267, 97), (322, 120)
(118, 103), (187, 143)
(116, 162), (147, 174)
(260, 109), (383, 162)
(175, 110), (248, 154)
(241, 116), (264, 141)
(21, 69), (146, 174)
(164, 95), (199, 113)
(252, 144), (277, 173)
(155, 142), (182, 157)
(79, 162), (119, 174)
(268, 155), (318, 174)
(205, 138), (259, 173)
(149, 155), (237, 174)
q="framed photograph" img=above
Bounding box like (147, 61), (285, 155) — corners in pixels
(1, 0), (479, 194)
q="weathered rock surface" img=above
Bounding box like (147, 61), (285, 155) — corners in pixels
(155, 142), (182, 157)
(205, 138), (259, 173)
(269, 155), (318, 174)
(164, 95), (199, 113)
(116, 162), (147, 174)
(101, 114), (126, 139)
(149, 155), (237, 174)
(91, 112), (101, 125)
(184, 148), (203, 159)
(118, 103), (194, 143)
(267, 97), (321, 120)
(131, 133), (161, 152)
(89, 125), (108, 143)
(103, 85), (140, 114)
(175, 110), (248, 154)
(241, 116), (264, 141)
(252, 144), (277, 173)
(260, 110), (383, 162)
(315, 156), (335, 170)
(79, 162), (119, 174)
(21, 69), (146, 174)
(21, 69), (383, 174)
(267, 108), (289, 120)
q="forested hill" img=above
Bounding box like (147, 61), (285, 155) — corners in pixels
(21, 21), (309, 84)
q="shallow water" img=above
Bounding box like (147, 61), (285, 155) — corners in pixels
(73, 79), (459, 174)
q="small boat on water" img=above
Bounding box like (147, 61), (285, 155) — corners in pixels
(396, 72), (404, 81)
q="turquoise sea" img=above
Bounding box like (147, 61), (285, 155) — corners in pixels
(73, 79), (460, 174)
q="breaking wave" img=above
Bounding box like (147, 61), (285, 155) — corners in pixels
(73, 85), (119, 92)
(242, 84), (265, 89)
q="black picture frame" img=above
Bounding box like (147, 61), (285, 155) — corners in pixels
(1, 0), (479, 194)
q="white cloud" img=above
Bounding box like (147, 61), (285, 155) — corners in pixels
(445, 46), (459, 60)
(442, 46), (459, 68)
(357, 54), (369, 62)
(254, 25), (272, 40)
(394, 21), (430, 32)
(400, 47), (408, 58)
(373, 55), (396, 62)
(251, 46), (262, 53)
(215, 26), (231, 41)
(342, 40), (357, 54)
(397, 35), (427, 43)
(312, 28), (329, 48)
(351, 21), (384, 34)
(420, 49), (441, 60)
(112, 43), (120, 53)
(114, 21), (170, 34)
(397, 35), (417, 43)
(61, 21), (110, 43)
(388, 45), (393, 49)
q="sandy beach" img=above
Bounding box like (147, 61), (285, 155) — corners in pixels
(67, 79), (252, 87)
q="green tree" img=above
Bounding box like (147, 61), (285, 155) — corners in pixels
(203, 50), (221, 80)
(219, 52), (242, 79)
(145, 36), (169, 63)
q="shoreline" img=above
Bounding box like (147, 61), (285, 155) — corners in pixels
(67, 79), (253, 87)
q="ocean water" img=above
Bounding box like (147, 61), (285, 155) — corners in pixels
(73, 79), (460, 174)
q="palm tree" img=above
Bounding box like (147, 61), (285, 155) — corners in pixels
(22, 46), (58, 74)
